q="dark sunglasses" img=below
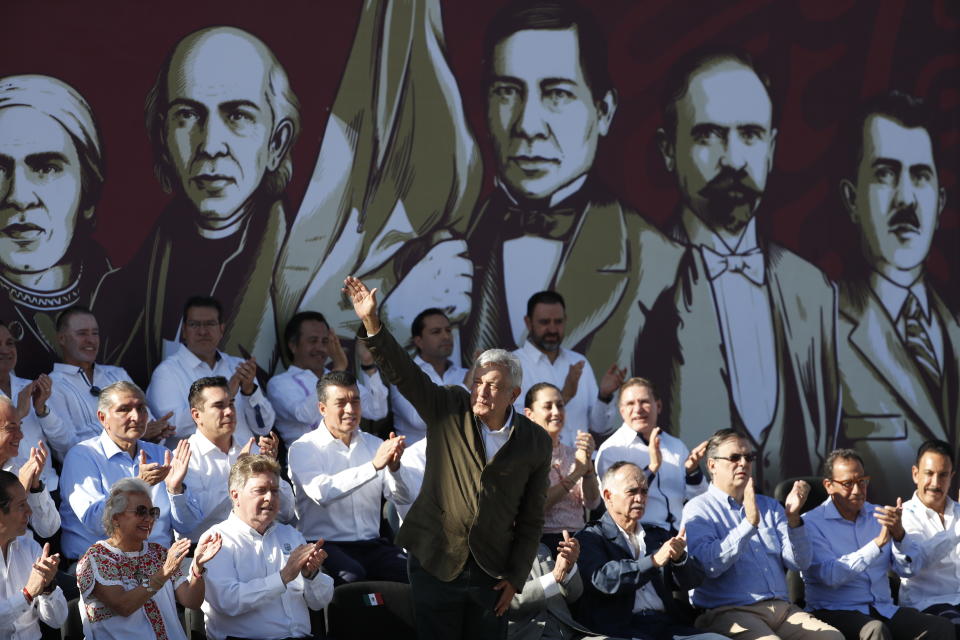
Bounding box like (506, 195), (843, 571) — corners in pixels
(126, 505), (161, 519)
(711, 453), (757, 464)
(89, 386), (102, 397)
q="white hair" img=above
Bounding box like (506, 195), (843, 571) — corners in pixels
(474, 349), (523, 389)
(102, 477), (151, 536)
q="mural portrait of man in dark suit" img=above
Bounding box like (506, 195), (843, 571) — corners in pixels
(97, 26), (300, 383)
(639, 48), (839, 492)
(834, 91), (959, 504)
(461, 0), (683, 373)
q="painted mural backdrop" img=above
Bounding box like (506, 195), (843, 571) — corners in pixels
(2, 0), (957, 503)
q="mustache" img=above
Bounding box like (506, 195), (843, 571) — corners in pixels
(888, 205), (920, 230)
(699, 167), (762, 200)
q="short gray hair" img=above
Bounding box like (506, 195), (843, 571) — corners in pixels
(102, 477), (151, 536)
(98, 380), (145, 414)
(601, 460), (644, 492)
(474, 349), (522, 389)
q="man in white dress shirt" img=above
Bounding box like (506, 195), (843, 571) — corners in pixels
(596, 378), (707, 534)
(183, 376), (295, 542)
(287, 370), (411, 585)
(147, 296), (275, 445)
(0, 399), (59, 540)
(512, 291), (622, 448)
(59, 381), (201, 560)
(900, 440), (960, 625)
(267, 310), (386, 447)
(0, 470), (68, 640)
(201, 454), (332, 640)
(49, 306), (173, 445)
(390, 308), (469, 443)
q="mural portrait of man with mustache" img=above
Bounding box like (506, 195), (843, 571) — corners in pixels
(834, 91), (959, 505)
(638, 47), (839, 493)
(0, 75), (113, 379)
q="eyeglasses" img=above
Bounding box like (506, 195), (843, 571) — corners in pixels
(89, 385), (102, 398)
(711, 453), (757, 464)
(828, 476), (870, 491)
(125, 506), (161, 520)
(185, 320), (220, 329)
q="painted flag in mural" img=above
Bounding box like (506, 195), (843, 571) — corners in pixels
(273, 0), (481, 356)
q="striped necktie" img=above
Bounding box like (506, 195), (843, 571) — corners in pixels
(903, 293), (941, 389)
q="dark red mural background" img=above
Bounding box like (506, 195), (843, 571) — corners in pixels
(2, 0), (957, 301)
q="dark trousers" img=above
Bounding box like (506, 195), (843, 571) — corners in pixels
(321, 537), (408, 586)
(813, 606), (955, 640)
(407, 552), (506, 640)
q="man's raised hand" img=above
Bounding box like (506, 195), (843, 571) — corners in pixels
(343, 277), (381, 335)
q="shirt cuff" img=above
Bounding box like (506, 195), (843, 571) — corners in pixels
(685, 467), (704, 485)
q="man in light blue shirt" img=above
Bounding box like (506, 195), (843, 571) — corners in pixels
(682, 429), (842, 640)
(802, 449), (952, 640)
(58, 381), (202, 561)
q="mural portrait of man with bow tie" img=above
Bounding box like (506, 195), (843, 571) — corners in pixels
(460, 0), (683, 375)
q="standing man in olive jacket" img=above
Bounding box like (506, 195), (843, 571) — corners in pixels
(345, 276), (552, 640)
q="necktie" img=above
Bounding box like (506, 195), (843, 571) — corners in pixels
(903, 293), (941, 389)
(700, 245), (765, 285)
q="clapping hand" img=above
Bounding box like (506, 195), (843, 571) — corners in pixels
(17, 441), (48, 492)
(24, 543), (59, 599)
(553, 530), (580, 583)
(647, 427), (663, 474)
(164, 440), (191, 494)
(137, 450), (171, 487)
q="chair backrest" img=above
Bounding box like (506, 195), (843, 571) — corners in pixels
(773, 476), (827, 514)
(326, 580), (416, 640)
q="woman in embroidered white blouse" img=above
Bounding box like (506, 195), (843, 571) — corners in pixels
(76, 477), (221, 640)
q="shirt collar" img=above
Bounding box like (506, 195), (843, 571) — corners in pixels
(681, 208), (759, 255)
(823, 495), (870, 522)
(99, 431), (138, 460)
(707, 482), (742, 508)
(226, 510), (275, 539)
(190, 431), (236, 456)
(175, 342), (223, 369)
(314, 420), (356, 448)
(413, 354), (454, 375)
(905, 491), (956, 517)
(496, 173), (588, 209)
(480, 406), (515, 435)
(53, 361), (91, 376)
(520, 339), (565, 364)
(870, 271), (930, 323)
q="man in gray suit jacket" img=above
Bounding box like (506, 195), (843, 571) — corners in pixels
(639, 47), (839, 493)
(345, 276), (552, 640)
(834, 91), (958, 504)
(509, 540), (624, 640)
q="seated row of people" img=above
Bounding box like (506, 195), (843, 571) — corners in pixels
(511, 433), (960, 640)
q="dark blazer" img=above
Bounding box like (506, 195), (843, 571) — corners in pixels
(363, 325), (552, 590)
(835, 276), (960, 504)
(637, 227), (839, 494)
(573, 513), (704, 638)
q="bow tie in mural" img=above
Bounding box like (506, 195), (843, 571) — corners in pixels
(701, 245), (766, 285)
(504, 203), (579, 241)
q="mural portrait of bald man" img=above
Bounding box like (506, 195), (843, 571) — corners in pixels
(97, 26), (300, 383)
